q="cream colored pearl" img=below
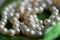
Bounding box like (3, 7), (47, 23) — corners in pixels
(0, 24), (4, 29)
(41, 3), (46, 8)
(2, 16), (8, 19)
(39, 6), (44, 13)
(15, 28), (20, 34)
(14, 13), (20, 19)
(52, 12), (58, 16)
(5, 7), (9, 12)
(2, 11), (7, 16)
(38, 31), (42, 35)
(0, 21), (5, 26)
(8, 29), (16, 36)
(26, 28), (30, 32)
(30, 30), (35, 35)
(1, 28), (8, 34)
(8, 4), (13, 9)
(51, 21), (56, 26)
(39, 20), (43, 24)
(1, 18), (7, 23)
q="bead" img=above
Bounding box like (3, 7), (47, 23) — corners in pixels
(0, 24), (4, 29)
(0, 21), (5, 26)
(52, 12), (58, 16)
(15, 28), (20, 34)
(1, 28), (8, 34)
(39, 20), (43, 24)
(30, 30), (35, 35)
(14, 13), (20, 19)
(5, 7), (9, 12)
(8, 29), (16, 36)
(38, 31), (42, 35)
(41, 3), (46, 8)
(26, 28), (30, 32)
(39, 6), (44, 13)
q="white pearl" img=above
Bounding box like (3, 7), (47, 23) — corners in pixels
(9, 12), (14, 17)
(26, 28), (30, 32)
(5, 7), (9, 11)
(52, 12), (58, 16)
(49, 15), (55, 20)
(31, 23), (36, 29)
(41, 3), (46, 8)
(34, 2), (39, 7)
(12, 2), (17, 7)
(56, 16), (60, 21)
(36, 24), (40, 28)
(28, 7), (32, 11)
(15, 28), (20, 34)
(38, 27), (42, 31)
(55, 9), (59, 13)
(46, 0), (52, 4)
(38, 31), (42, 35)
(39, 20), (43, 24)
(1, 28), (8, 34)
(14, 13), (20, 19)
(39, 6), (44, 13)
(13, 23), (19, 29)
(44, 19), (51, 24)
(1, 18), (7, 23)
(41, 25), (44, 29)
(2, 15), (8, 19)
(8, 29), (16, 36)
(30, 30), (35, 35)
(51, 21), (56, 26)
(2, 11), (7, 16)
(0, 25), (4, 29)
(20, 6), (25, 13)
(8, 4), (13, 9)
(0, 21), (5, 26)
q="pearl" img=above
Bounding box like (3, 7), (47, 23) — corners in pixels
(5, 7), (9, 12)
(20, 6), (25, 13)
(38, 31), (42, 35)
(2, 15), (8, 19)
(44, 19), (51, 24)
(0, 25), (4, 29)
(15, 28), (20, 34)
(1, 28), (8, 34)
(30, 30), (35, 35)
(26, 28), (30, 32)
(52, 12), (58, 16)
(0, 21), (5, 26)
(1, 18), (7, 23)
(8, 4), (13, 9)
(56, 16), (60, 21)
(12, 2), (17, 7)
(14, 13), (20, 19)
(39, 6), (44, 13)
(41, 3), (46, 8)
(2, 11), (7, 16)
(46, 0), (52, 4)
(51, 21), (56, 26)
(8, 29), (16, 36)
(13, 23), (19, 29)
(39, 20), (43, 24)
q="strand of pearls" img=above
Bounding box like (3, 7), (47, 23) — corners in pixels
(0, 0), (60, 38)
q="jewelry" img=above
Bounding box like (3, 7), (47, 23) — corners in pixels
(0, 0), (60, 38)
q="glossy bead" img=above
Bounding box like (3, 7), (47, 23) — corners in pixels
(15, 28), (20, 34)
(8, 29), (16, 36)
(1, 28), (8, 34)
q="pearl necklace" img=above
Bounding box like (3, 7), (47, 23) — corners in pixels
(0, 0), (60, 38)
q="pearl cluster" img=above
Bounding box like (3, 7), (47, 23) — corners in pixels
(0, 0), (60, 38)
